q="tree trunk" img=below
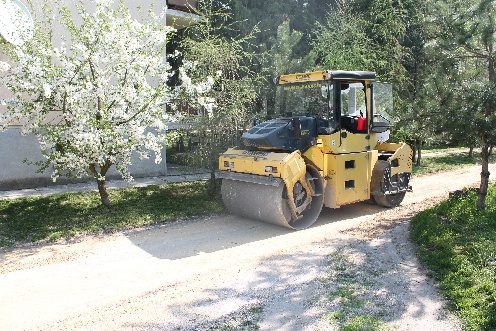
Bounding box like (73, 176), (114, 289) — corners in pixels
(469, 145), (474, 158)
(209, 133), (217, 199)
(416, 139), (423, 166)
(176, 137), (184, 152)
(209, 168), (217, 199)
(90, 161), (112, 207)
(97, 179), (111, 207)
(411, 141), (417, 164)
(263, 95), (268, 118)
(478, 142), (490, 210)
(478, 40), (495, 210)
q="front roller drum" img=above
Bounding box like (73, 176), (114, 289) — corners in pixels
(221, 166), (324, 230)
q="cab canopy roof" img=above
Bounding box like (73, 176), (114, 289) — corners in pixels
(276, 70), (376, 85)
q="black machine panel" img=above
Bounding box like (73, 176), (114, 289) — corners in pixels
(241, 116), (320, 152)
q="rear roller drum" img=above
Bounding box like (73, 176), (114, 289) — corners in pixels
(371, 160), (406, 208)
(373, 191), (406, 208)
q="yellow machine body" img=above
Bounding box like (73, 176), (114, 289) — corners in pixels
(218, 70), (413, 229)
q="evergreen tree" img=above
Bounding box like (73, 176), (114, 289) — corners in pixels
(430, 0), (496, 210)
(228, 0), (330, 116)
(176, 0), (260, 196)
(314, 0), (430, 158)
(313, 2), (375, 71)
(391, 0), (437, 164)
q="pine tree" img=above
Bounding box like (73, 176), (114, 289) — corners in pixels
(430, 0), (496, 210)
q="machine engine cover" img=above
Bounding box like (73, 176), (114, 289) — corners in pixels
(241, 116), (319, 152)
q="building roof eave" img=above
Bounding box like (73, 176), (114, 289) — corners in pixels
(166, 9), (201, 29)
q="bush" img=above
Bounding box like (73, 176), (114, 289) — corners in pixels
(410, 185), (496, 331)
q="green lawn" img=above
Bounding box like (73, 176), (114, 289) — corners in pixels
(0, 150), (492, 249)
(421, 146), (470, 153)
(413, 151), (495, 176)
(0, 180), (225, 248)
(410, 185), (496, 331)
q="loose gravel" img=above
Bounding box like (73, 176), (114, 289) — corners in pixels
(1, 163), (495, 330)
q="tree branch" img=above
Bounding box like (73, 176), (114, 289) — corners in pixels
(116, 93), (159, 126)
(89, 60), (102, 123)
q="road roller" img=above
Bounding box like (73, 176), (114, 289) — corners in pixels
(218, 70), (413, 229)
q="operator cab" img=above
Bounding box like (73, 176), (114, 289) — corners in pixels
(274, 70), (394, 139)
(241, 71), (395, 153)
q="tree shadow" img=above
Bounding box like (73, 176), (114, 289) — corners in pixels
(121, 221), (457, 330)
(0, 181), (224, 250)
(0, 195), (458, 330)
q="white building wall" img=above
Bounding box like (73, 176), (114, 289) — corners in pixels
(0, 1), (195, 190)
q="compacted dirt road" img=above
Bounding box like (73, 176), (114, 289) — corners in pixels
(1, 164), (495, 330)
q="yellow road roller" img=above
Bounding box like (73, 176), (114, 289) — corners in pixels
(218, 70), (413, 229)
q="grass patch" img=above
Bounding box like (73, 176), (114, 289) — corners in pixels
(322, 251), (392, 331)
(421, 146), (469, 153)
(341, 315), (389, 331)
(410, 184), (496, 331)
(206, 304), (263, 330)
(0, 180), (225, 248)
(412, 152), (495, 176)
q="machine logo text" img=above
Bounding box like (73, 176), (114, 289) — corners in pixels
(242, 151), (269, 157)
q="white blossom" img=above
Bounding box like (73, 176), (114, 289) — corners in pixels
(0, 0), (176, 190)
(177, 60), (219, 118)
(0, 61), (10, 72)
(43, 84), (52, 98)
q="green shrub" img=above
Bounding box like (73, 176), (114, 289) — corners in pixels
(410, 185), (496, 331)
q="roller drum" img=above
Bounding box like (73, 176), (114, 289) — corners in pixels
(220, 166), (324, 230)
(221, 179), (292, 228)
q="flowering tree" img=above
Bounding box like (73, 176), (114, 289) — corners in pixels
(0, 0), (177, 206)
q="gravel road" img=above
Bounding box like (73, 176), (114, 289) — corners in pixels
(1, 164), (495, 330)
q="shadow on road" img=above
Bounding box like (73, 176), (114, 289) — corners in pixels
(122, 220), (456, 330)
(126, 201), (386, 261)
